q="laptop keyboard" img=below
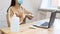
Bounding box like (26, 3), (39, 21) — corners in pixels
(40, 22), (49, 26)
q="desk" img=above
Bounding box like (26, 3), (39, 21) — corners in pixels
(0, 19), (60, 34)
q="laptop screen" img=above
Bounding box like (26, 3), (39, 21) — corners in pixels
(48, 11), (56, 28)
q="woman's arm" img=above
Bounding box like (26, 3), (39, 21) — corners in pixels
(19, 10), (25, 24)
(19, 6), (33, 24)
(7, 7), (13, 27)
(22, 7), (33, 19)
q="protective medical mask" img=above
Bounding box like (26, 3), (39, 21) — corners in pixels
(18, 0), (23, 5)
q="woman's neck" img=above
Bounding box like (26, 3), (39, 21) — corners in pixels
(14, 4), (21, 9)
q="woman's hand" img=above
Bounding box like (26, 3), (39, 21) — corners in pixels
(26, 14), (33, 20)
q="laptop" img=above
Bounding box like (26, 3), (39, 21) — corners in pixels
(33, 11), (56, 29)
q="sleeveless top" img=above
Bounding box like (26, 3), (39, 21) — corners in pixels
(10, 12), (20, 32)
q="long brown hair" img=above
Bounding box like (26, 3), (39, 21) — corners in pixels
(7, 0), (16, 12)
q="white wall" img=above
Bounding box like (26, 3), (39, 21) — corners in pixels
(0, 0), (11, 28)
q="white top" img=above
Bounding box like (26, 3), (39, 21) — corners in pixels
(10, 13), (20, 32)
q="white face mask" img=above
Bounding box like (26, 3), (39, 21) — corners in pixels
(18, 0), (23, 5)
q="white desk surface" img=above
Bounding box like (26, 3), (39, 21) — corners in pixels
(0, 19), (60, 34)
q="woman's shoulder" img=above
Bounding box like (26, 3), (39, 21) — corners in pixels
(9, 6), (13, 10)
(7, 6), (14, 13)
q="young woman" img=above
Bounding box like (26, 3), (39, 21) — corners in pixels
(6, 0), (33, 27)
